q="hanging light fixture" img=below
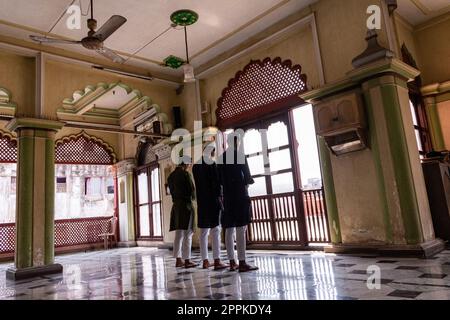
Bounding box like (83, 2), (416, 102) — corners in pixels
(170, 10), (199, 83)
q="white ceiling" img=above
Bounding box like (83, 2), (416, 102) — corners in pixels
(0, 0), (316, 78)
(397, 0), (450, 25)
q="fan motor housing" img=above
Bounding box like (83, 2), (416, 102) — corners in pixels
(81, 37), (102, 50)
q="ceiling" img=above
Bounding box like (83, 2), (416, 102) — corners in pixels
(0, 0), (316, 79)
(397, 0), (450, 25)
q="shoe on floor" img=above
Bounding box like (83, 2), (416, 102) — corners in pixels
(238, 264), (259, 273)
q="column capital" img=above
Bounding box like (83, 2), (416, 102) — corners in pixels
(115, 158), (136, 177)
(6, 118), (64, 132)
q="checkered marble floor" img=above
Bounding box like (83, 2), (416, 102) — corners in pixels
(1, 247), (450, 300)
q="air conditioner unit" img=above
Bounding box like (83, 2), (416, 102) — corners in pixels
(313, 91), (367, 156)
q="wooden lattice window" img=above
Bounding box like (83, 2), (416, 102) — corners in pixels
(0, 131), (17, 163)
(216, 57), (307, 129)
(55, 132), (116, 165)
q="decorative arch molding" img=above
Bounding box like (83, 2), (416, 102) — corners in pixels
(216, 57), (308, 129)
(0, 129), (17, 163)
(0, 87), (17, 118)
(55, 131), (117, 165)
(58, 82), (172, 134)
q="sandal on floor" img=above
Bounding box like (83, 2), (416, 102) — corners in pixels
(238, 264), (259, 273)
(185, 261), (198, 269)
(214, 262), (228, 271)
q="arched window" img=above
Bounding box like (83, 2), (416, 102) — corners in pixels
(54, 132), (117, 221)
(135, 141), (162, 240)
(216, 57), (308, 129)
(0, 131), (17, 254)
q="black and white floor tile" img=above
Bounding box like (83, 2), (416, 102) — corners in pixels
(1, 247), (450, 300)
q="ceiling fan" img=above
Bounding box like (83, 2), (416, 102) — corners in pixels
(29, 0), (127, 64)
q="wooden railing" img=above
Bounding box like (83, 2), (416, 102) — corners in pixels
(0, 216), (113, 255)
(303, 188), (330, 243)
(248, 188), (330, 245)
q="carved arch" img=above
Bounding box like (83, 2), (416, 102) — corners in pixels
(55, 131), (117, 164)
(216, 57), (307, 129)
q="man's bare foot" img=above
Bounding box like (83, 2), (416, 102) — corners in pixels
(229, 260), (238, 271)
(175, 258), (184, 268)
(185, 259), (198, 269)
(213, 259), (228, 271)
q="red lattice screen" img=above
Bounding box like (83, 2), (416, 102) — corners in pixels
(0, 132), (17, 163)
(0, 223), (15, 254)
(0, 217), (113, 254)
(55, 133), (116, 164)
(216, 57), (307, 128)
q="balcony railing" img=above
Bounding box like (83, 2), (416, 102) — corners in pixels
(248, 188), (330, 245)
(0, 216), (113, 255)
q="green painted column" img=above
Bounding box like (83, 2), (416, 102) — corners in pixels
(423, 96), (446, 152)
(6, 118), (64, 280)
(317, 136), (341, 244)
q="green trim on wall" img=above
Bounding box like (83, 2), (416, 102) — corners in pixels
(362, 88), (393, 243)
(380, 84), (423, 244)
(317, 136), (341, 244)
(16, 134), (35, 269)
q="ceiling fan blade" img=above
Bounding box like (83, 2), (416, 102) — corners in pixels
(29, 35), (80, 45)
(96, 47), (126, 64)
(93, 15), (127, 41)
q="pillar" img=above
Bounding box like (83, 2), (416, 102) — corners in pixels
(301, 31), (444, 257)
(116, 159), (137, 247)
(6, 118), (64, 280)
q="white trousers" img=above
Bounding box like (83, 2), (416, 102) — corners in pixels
(199, 226), (221, 261)
(225, 226), (247, 262)
(173, 214), (194, 260)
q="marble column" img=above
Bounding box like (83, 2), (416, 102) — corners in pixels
(6, 118), (64, 280)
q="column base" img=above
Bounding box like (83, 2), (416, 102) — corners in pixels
(6, 263), (63, 281)
(324, 239), (445, 258)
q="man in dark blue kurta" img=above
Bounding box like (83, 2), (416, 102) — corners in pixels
(218, 135), (259, 272)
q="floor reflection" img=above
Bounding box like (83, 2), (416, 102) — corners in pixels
(1, 247), (450, 300)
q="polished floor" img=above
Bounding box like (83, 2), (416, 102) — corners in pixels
(1, 247), (450, 300)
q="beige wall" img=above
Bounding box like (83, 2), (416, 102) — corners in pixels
(438, 99), (450, 150)
(0, 51), (35, 117)
(414, 15), (450, 85)
(394, 15), (421, 68)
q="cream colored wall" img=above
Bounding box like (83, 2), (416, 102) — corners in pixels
(394, 15), (421, 68)
(0, 51), (35, 117)
(330, 150), (386, 244)
(313, 0), (388, 83)
(438, 100), (450, 150)
(414, 15), (450, 85)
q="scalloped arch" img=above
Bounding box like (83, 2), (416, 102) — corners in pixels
(0, 129), (17, 163)
(216, 57), (307, 128)
(55, 131), (117, 164)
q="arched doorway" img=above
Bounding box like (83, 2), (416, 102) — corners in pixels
(216, 57), (330, 247)
(134, 141), (162, 240)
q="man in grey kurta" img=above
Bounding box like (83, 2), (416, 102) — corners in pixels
(168, 161), (197, 268)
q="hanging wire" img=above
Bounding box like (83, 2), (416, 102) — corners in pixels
(123, 25), (174, 63)
(47, 0), (78, 33)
